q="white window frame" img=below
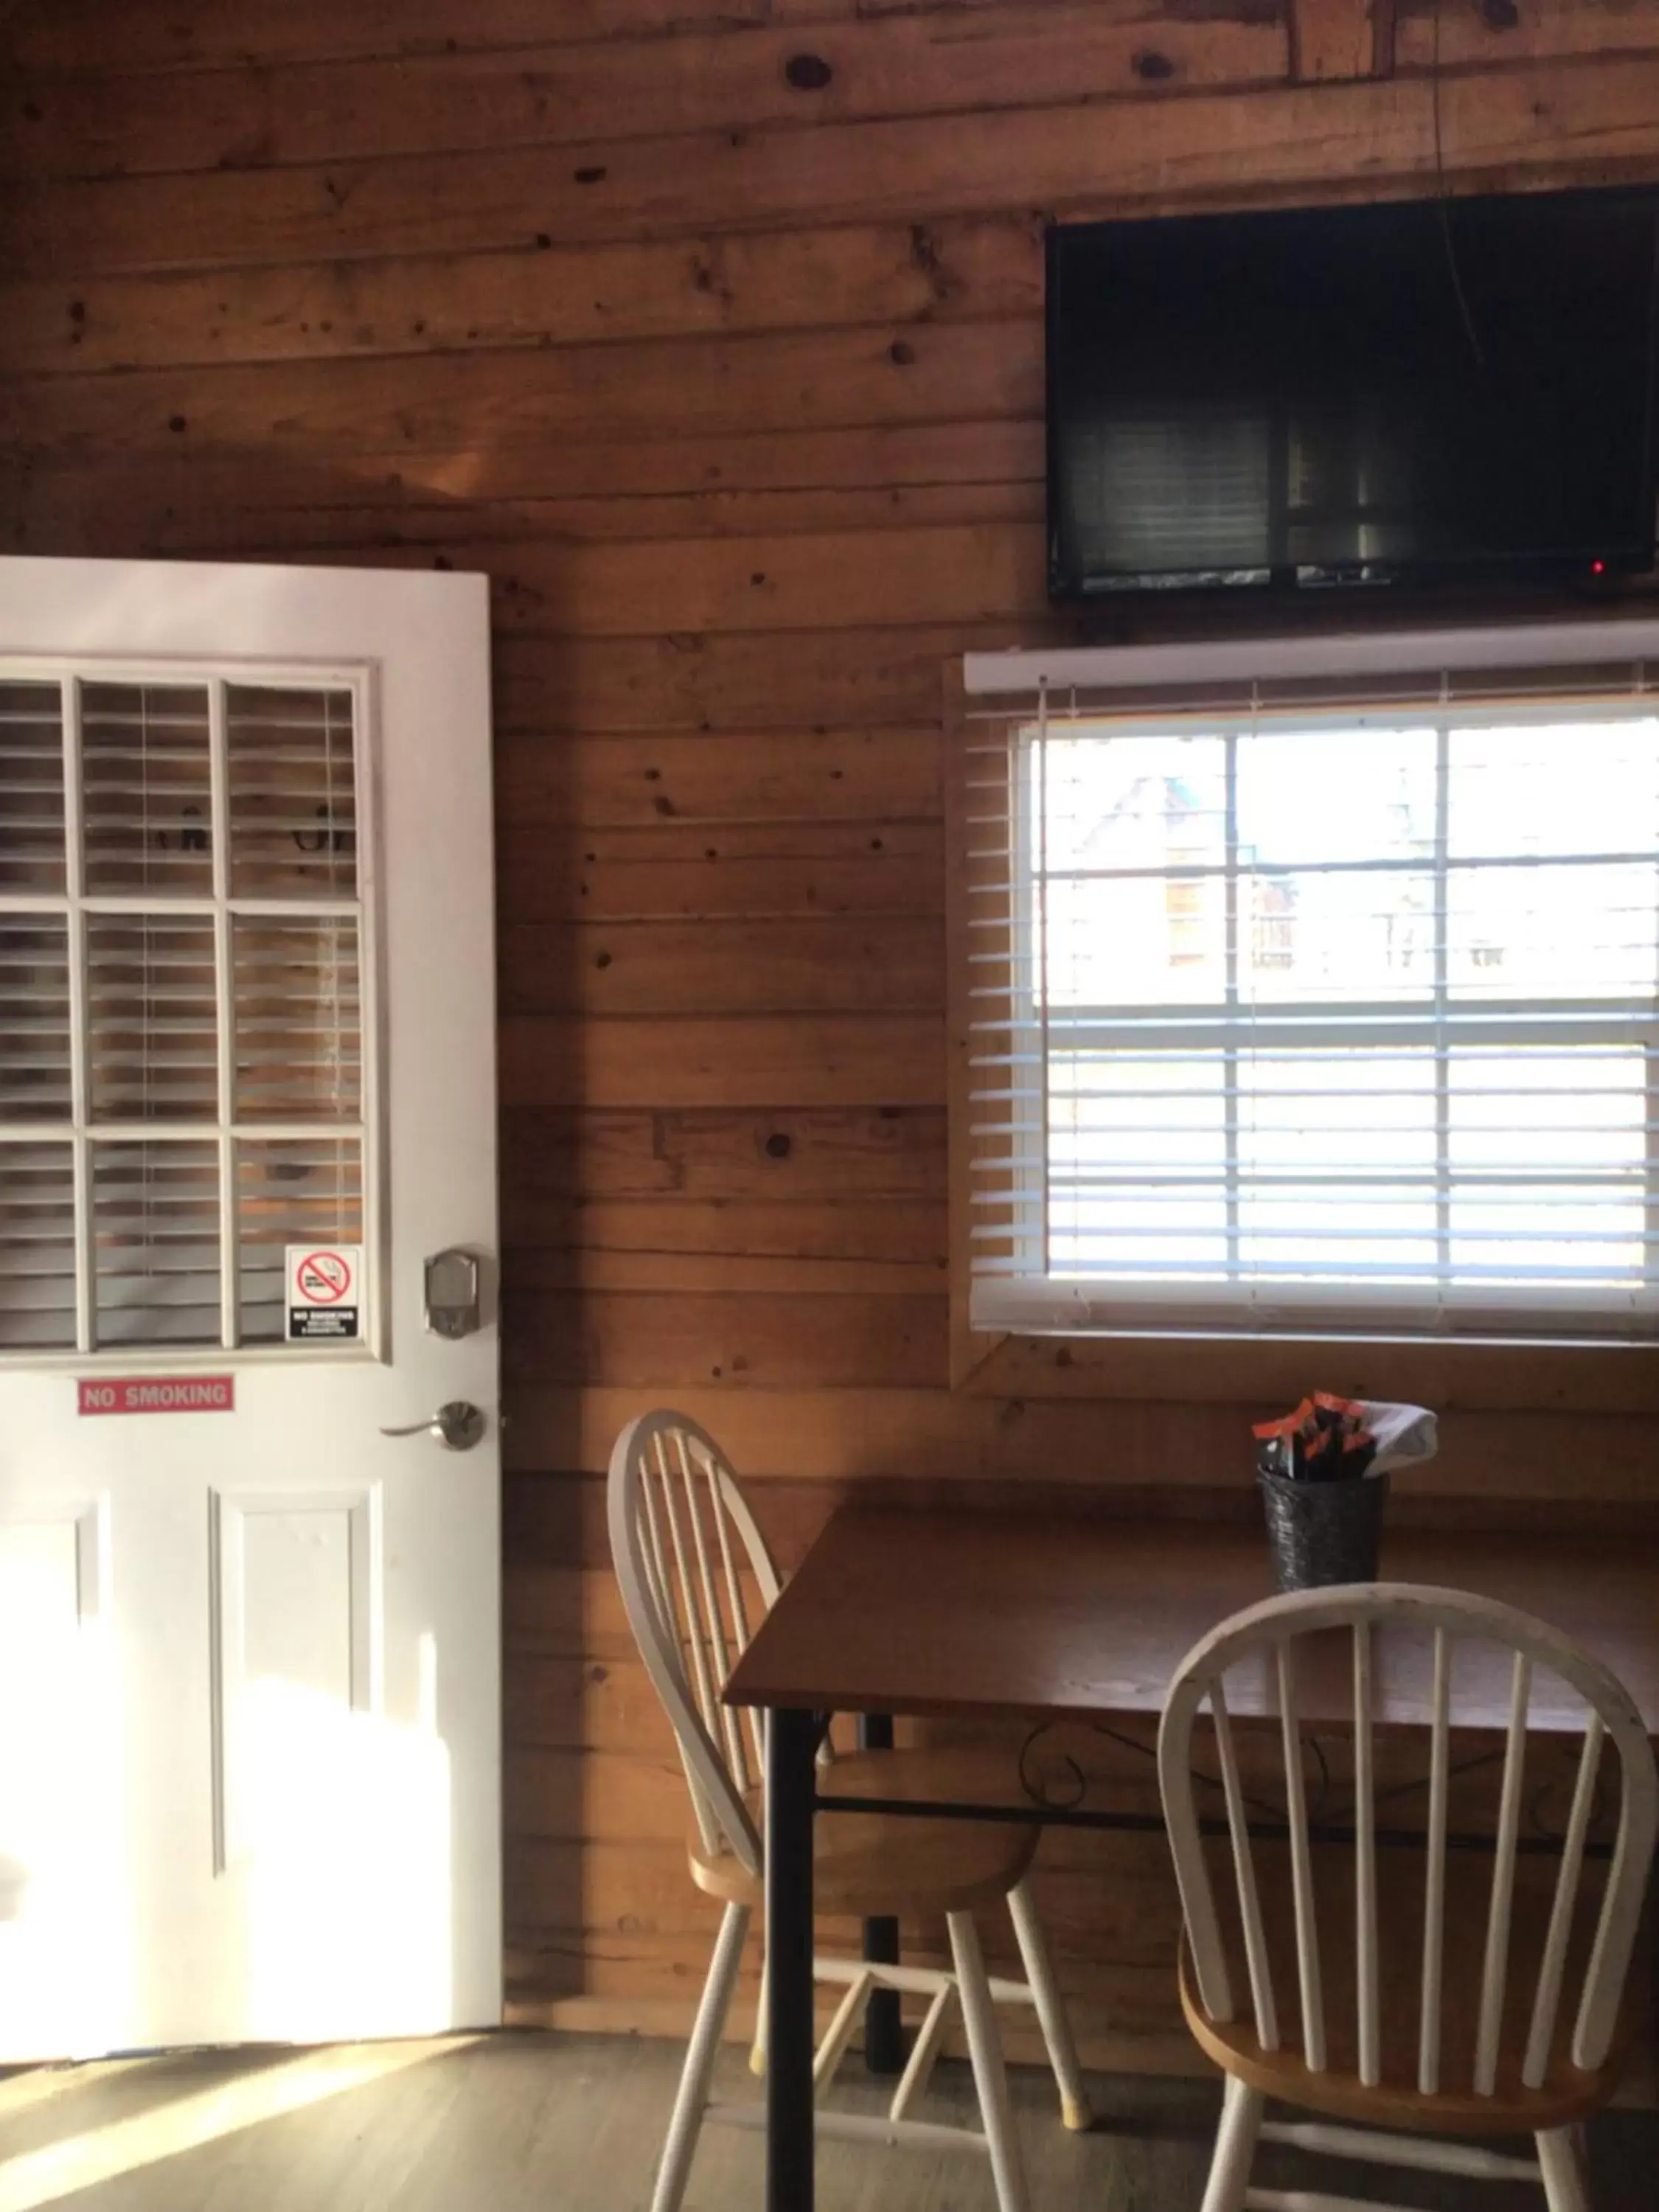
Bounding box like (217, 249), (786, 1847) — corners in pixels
(963, 618), (1659, 1346)
(0, 655), (386, 1367)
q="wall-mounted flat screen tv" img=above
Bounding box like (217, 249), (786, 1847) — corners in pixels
(1047, 187), (1659, 598)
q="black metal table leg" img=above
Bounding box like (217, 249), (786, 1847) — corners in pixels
(857, 1712), (902, 2076)
(766, 1705), (817, 2212)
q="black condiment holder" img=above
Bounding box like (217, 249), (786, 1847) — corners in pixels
(1258, 1464), (1389, 1593)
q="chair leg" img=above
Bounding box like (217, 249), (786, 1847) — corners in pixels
(1200, 2076), (1264, 2212)
(1537, 2124), (1593, 2212)
(748, 1951), (768, 2078)
(947, 1910), (1032, 2212)
(888, 1980), (956, 2124)
(651, 1900), (751, 2212)
(1006, 1874), (1092, 2131)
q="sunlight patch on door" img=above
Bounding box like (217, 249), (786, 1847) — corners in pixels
(0, 1507), (128, 2062)
(210, 1491), (451, 2038)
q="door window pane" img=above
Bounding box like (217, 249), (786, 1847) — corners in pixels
(0, 1144), (77, 1350)
(94, 1139), (222, 1346)
(81, 682), (213, 897)
(0, 681), (66, 894)
(237, 1138), (364, 1343)
(87, 917), (219, 1122)
(0, 918), (72, 1122)
(228, 686), (357, 897)
(234, 917), (361, 1121)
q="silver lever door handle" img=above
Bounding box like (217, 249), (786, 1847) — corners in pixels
(380, 1400), (486, 1452)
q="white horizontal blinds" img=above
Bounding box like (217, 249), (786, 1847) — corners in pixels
(226, 685), (363, 1345)
(0, 681), (67, 893)
(233, 917), (361, 1120)
(237, 1140), (364, 1344)
(86, 916), (218, 1121)
(963, 683), (1040, 1300)
(0, 681), (74, 1349)
(81, 682), (214, 896)
(0, 916), (72, 1121)
(967, 657), (1659, 1340)
(94, 1138), (221, 1346)
(0, 1144), (77, 1349)
(0, 665), (369, 1356)
(227, 684), (357, 897)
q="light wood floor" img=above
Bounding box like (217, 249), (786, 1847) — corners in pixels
(0, 2034), (1653, 2211)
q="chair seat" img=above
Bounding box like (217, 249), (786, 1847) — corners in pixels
(687, 1747), (1040, 1918)
(1178, 1834), (1636, 2135)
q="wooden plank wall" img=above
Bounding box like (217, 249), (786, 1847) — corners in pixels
(5, 0), (1659, 2071)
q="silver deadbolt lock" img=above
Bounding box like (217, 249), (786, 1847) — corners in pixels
(425, 1247), (481, 1339)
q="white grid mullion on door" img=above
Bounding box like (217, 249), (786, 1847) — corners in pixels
(0, 653), (378, 1366)
(0, 893), (72, 916)
(209, 678), (239, 1350)
(351, 669), (386, 1363)
(63, 674), (94, 1354)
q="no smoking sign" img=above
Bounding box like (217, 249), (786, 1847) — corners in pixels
(285, 1244), (364, 1342)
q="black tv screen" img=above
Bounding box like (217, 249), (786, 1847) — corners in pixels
(1047, 187), (1659, 598)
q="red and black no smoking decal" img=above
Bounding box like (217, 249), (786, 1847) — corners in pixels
(286, 1244), (363, 1341)
(297, 1251), (352, 1302)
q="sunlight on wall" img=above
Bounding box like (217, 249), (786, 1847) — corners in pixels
(0, 2039), (473, 2212)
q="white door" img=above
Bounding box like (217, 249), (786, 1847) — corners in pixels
(0, 556), (501, 2059)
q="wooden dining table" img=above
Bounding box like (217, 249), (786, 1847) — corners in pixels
(723, 1502), (1659, 2212)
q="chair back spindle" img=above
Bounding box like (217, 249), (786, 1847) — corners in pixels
(609, 1410), (783, 1875)
(1473, 1652), (1533, 2096)
(1352, 1620), (1379, 2089)
(1276, 1639), (1327, 2073)
(1210, 1678), (1279, 2051)
(1419, 1624), (1452, 2094)
(1158, 1585), (1659, 2109)
(1524, 1713), (1606, 2090)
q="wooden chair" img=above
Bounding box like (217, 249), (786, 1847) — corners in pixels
(1157, 1583), (1659, 2212)
(607, 1408), (1091, 2212)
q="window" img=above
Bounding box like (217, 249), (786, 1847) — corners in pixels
(959, 625), (1659, 1345)
(0, 666), (374, 1356)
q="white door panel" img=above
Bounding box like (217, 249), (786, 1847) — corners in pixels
(0, 1495), (127, 2058)
(0, 556), (501, 2058)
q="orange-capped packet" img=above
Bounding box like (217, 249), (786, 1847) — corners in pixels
(1252, 1397), (1313, 1442)
(1312, 1391), (1368, 1422)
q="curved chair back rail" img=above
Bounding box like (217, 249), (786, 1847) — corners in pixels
(1157, 1581), (1659, 2110)
(608, 1407), (782, 1876)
